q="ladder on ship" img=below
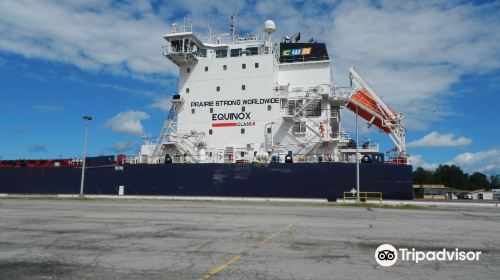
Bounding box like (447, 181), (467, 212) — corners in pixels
(292, 85), (327, 117)
(151, 101), (179, 163)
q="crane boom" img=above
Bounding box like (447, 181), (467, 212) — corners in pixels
(344, 66), (407, 160)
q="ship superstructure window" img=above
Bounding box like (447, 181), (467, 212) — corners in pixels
(242, 106), (245, 112)
(186, 67), (190, 73)
(205, 66), (208, 72)
(186, 88), (190, 93)
(223, 65), (227, 70)
(241, 128), (245, 134)
(267, 127), (272, 134)
(293, 122), (307, 133)
(231, 48), (242, 57)
(209, 129), (213, 135)
(242, 63), (246, 69)
(198, 48), (207, 57)
(240, 151), (245, 157)
(216, 86), (220, 92)
(267, 105), (272, 111)
(242, 85), (246, 90)
(210, 108), (213, 113)
(191, 109), (195, 114)
(216, 49), (227, 58)
(246, 47), (258, 56)
(255, 62), (259, 68)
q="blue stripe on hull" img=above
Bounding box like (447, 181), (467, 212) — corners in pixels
(0, 163), (413, 200)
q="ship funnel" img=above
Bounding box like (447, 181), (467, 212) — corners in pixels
(290, 32), (301, 43)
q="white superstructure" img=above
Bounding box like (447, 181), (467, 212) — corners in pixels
(140, 19), (407, 165)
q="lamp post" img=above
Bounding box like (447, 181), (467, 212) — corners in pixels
(355, 104), (360, 203)
(80, 115), (92, 198)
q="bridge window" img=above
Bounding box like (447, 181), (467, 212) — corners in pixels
(231, 48), (242, 57)
(198, 49), (207, 57)
(216, 49), (227, 58)
(246, 47), (258, 56)
(255, 62), (259, 68)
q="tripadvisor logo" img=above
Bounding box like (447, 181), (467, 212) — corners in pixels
(375, 244), (482, 267)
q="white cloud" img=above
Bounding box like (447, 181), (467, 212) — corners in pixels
(0, 0), (176, 75)
(150, 97), (172, 111)
(110, 142), (136, 153)
(408, 131), (472, 148)
(409, 154), (439, 170)
(447, 149), (500, 173)
(0, 0), (499, 133)
(410, 148), (500, 173)
(105, 111), (150, 136)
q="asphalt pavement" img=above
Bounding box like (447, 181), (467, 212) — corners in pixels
(0, 199), (499, 280)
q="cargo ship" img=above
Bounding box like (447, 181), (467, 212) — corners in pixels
(0, 18), (413, 200)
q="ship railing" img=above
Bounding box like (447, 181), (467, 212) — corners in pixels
(163, 45), (197, 55)
(169, 23), (193, 34)
(343, 191), (383, 202)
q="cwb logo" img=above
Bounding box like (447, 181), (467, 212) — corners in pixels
(375, 244), (398, 267)
(281, 47), (312, 56)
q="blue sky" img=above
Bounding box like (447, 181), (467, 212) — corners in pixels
(0, 0), (499, 174)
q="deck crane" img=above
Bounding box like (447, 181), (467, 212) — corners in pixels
(342, 66), (407, 163)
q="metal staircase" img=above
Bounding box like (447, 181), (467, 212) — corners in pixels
(296, 129), (322, 156)
(291, 85), (327, 117)
(150, 96), (184, 163)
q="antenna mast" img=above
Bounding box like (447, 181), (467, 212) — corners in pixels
(230, 14), (237, 40)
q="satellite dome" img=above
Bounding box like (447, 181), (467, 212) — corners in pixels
(264, 20), (276, 34)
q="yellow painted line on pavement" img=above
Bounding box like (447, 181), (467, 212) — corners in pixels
(198, 255), (241, 280)
(198, 223), (295, 280)
(259, 223), (295, 245)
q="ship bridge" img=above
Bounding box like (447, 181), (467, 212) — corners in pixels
(162, 23), (203, 65)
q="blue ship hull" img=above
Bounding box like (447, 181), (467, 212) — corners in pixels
(0, 163), (413, 200)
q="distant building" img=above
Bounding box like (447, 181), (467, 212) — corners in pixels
(413, 184), (446, 200)
(469, 189), (494, 200)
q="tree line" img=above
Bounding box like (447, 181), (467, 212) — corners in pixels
(413, 165), (500, 190)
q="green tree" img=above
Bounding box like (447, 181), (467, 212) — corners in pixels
(489, 174), (500, 189)
(434, 165), (468, 189)
(413, 167), (435, 184)
(468, 172), (489, 190)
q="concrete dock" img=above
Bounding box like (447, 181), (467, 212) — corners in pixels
(0, 199), (499, 279)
